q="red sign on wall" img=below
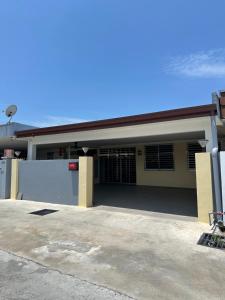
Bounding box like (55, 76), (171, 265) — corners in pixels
(68, 162), (79, 171)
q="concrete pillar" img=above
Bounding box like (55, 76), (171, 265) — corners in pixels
(205, 116), (222, 213)
(196, 153), (213, 223)
(10, 159), (20, 200)
(205, 116), (218, 153)
(78, 157), (93, 208)
(27, 141), (37, 160)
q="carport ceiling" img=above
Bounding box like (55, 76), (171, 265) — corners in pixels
(80, 131), (205, 147)
(37, 131), (205, 149)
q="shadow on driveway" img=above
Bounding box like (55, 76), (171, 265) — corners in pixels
(94, 184), (197, 217)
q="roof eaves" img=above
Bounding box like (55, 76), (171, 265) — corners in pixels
(16, 104), (217, 138)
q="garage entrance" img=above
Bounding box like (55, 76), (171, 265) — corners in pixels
(94, 142), (198, 218)
(99, 147), (136, 184)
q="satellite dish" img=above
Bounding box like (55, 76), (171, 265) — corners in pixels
(5, 105), (17, 123)
(6, 105), (17, 118)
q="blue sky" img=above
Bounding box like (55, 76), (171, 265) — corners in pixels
(0, 0), (225, 127)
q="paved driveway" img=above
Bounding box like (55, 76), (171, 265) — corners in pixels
(0, 200), (224, 300)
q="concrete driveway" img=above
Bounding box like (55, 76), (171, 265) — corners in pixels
(0, 250), (130, 300)
(0, 200), (224, 300)
(95, 184), (197, 217)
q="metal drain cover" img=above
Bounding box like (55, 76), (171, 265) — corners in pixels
(198, 233), (225, 250)
(29, 209), (58, 216)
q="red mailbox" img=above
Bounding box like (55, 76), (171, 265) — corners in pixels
(68, 162), (79, 171)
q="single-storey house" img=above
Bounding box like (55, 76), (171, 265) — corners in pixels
(11, 91), (225, 221)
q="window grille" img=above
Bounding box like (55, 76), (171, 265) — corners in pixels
(187, 143), (203, 169)
(145, 144), (174, 170)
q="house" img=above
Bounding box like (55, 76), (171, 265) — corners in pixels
(0, 122), (37, 159)
(13, 91), (225, 222)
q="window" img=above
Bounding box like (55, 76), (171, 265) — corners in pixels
(187, 143), (203, 169)
(145, 144), (174, 170)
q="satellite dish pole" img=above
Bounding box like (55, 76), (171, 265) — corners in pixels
(5, 105), (17, 124)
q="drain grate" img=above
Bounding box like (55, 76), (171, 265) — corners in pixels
(29, 209), (58, 216)
(198, 233), (225, 250)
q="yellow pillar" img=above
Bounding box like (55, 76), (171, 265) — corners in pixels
(78, 157), (93, 207)
(196, 153), (213, 223)
(10, 159), (20, 200)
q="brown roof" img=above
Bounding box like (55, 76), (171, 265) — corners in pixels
(16, 104), (217, 138)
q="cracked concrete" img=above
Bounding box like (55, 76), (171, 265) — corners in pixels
(0, 250), (132, 300)
(0, 199), (225, 299)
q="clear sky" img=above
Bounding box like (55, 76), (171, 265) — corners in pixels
(0, 0), (225, 127)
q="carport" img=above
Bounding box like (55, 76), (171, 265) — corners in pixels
(94, 184), (197, 217)
(87, 134), (202, 218)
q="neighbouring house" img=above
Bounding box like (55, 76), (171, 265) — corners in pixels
(0, 122), (37, 159)
(0, 122), (36, 199)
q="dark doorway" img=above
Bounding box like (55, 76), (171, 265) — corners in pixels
(99, 148), (136, 184)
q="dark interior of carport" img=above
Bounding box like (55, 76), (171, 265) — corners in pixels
(90, 135), (200, 218)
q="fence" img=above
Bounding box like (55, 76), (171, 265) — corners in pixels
(18, 159), (79, 205)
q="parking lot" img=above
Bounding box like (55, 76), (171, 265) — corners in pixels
(0, 200), (224, 299)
